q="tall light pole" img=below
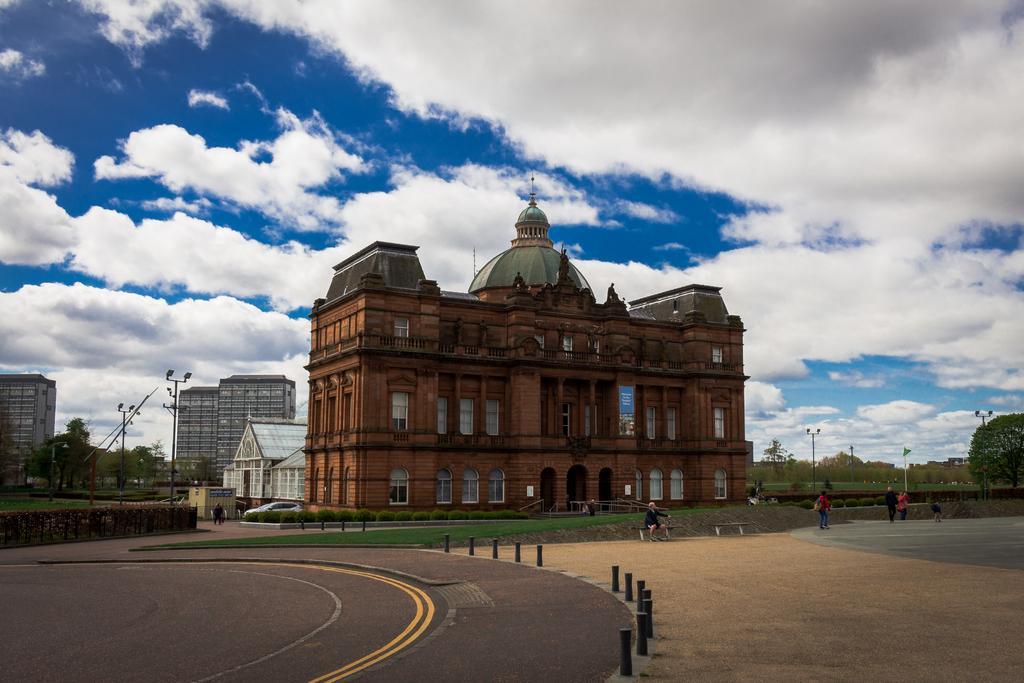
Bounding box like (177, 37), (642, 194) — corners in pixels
(975, 410), (993, 500)
(117, 403), (135, 505)
(49, 441), (68, 502)
(849, 444), (855, 484)
(806, 427), (820, 491)
(164, 370), (191, 503)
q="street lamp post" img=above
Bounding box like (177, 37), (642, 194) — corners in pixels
(806, 428), (821, 492)
(117, 403), (135, 505)
(849, 444), (855, 484)
(164, 370), (191, 503)
(975, 410), (993, 500)
(49, 441), (68, 502)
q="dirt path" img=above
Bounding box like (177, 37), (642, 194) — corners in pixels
(534, 531), (1024, 681)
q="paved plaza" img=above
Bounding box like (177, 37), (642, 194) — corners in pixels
(2, 517), (1022, 681)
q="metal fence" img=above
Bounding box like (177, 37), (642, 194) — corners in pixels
(0, 505), (197, 547)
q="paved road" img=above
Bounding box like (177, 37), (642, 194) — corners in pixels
(792, 517), (1024, 570)
(0, 528), (631, 682)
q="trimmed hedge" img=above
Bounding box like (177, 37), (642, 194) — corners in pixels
(831, 499), (845, 508)
(861, 497), (877, 507)
(316, 510), (337, 522)
(375, 511), (396, 522)
(299, 511), (317, 522)
(430, 509), (447, 520)
(353, 509), (374, 522)
(798, 500), (815, 509)
(447, 510), (468, 520)
(279, 511), (298, 523)
(394, 511), (413, 522)
(874, 496), (887, 506)
(335, 510), (354, 522)
(412, 511), (431, 521)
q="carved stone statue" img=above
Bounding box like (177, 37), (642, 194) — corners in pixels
(587, 328), (597, 352)
(557, 248), (570, 282)
(606, 283), (619, 303)
(478, 320), (488, 346)
(453, 317), (463, 344)
(512, 271), (526, 290)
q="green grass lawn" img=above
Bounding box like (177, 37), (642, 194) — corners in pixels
(0, 497), (94, 511)
(152, 506), (716, 549)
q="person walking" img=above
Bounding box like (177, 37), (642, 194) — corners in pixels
(816, 490), (831, 529)
(644, 502), (671, 541)
(213, 503), (225, 525)
(897, 491), (910, 521)
(931, 501), (942, 522)
(885, 486), (898, 523)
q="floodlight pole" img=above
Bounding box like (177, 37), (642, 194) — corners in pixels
(849, 444), (855, 484)
(117, 403), (135, 505)
(975, 410), (993, 500)
(164, 370), (191, 503)
(806, 428), (820, 491)
(48, 441), (68, 502)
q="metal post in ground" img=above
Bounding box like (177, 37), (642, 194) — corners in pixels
(444, 533), (450, 553)
(643, 592), (653, 639)
(514, 542), (521, 562)
(624, 572), (633, 602)
(619, 628), (633, 676)
(611, 565), (620, 592)
(536, 544), (543, 567)
(469, 537), (475, 556)
(491, 539), (498, 559)
(636, 579), (645, 601)
(636, 611), (648, 656)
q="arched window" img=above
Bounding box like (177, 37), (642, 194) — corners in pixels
(488, 469), (505, 503)
(649, 468), (663, 500)
(389, 467), (409, 505)
(310, 468), (319, 504)
(714, 468), (727, 499)
(325, 467), (334, 504)
(341, 466), (350, 505)
(462, 468), (479, 503)
(436, 468), (452, 504)
(634, 470), (643, 499)
(670, 469), (684, 500)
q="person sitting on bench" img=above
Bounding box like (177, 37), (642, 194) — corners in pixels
(644, 502), (671, 541)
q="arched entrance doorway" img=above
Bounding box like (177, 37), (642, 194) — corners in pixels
(566, 464), (587, 505)
(598, 468), (613, 509)
(540, 468), (556, 511)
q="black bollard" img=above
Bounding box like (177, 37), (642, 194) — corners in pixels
(637, 579), (646, 596)
(300, 519), (305, 530)
(636, 611), (648, 656)
(536, 544), (543, 567)
(341, 520), (346, 532)
(619, 628), (633, 676)
(469, 537), (475, 556)
(444, 533), (450, 553)
(492, 539), (498, 559)
(612, 565), (620, 592)
(362, 519), (366, 532)
(643, 595), (653, 639)
(514, 542), (521, 562)
(625, 572), (634, 602)
(321, 520), (325, 531)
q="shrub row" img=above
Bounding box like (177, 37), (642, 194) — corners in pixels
(792, 496), (889, 510)
(252, 509), (529, 524)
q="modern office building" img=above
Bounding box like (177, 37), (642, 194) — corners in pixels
(304, 195), (747, 511)
(174, 375), (297, 472)
(0, 374), (57, 484)
(177, 386), (220, 463)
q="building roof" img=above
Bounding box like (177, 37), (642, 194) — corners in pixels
(248, 420), (307, 461)
(0, 374), (55, 386)
(221, 375), (294, 384)
(469, 245), (591, 292)
(272, 447), (306, 470)
(628, 284), (730, 323)
(325, 241), (426, 302)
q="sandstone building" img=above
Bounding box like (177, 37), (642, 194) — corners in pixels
(304, 196), (747, 510)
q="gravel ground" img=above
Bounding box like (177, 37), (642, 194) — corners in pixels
(535, 529), (1024, 681)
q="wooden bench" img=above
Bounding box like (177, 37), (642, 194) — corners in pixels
(638, 526), (672, 541)
(712, 522), (751, 536)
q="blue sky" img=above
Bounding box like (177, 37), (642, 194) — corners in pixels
(1, 1), (1022, 465)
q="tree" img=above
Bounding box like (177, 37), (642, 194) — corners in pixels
(762, 439), (789, 471)
(26, 417), (92, 491)
(969, 414), (1024, 488)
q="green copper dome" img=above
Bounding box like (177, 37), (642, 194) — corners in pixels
(469, 245), (591, 293)
(517, 204), (548, 223)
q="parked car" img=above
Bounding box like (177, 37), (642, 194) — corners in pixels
(243, 501), (303, 517)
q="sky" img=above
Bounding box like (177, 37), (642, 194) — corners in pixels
(1, 1), (1022, 466)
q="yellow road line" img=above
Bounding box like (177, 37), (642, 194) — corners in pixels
(302, 565), (435, 683)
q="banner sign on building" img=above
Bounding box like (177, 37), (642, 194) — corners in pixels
(618, 385), (635, 436)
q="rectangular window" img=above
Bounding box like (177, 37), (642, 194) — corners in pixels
(460, 398), (474, 435)
(391, 392), (409, 431)
(667, 408), (677, 440)
(646, 406), (656, 438)
(712, 345), (723, 363)
(584, 405), (591, 437)
(714, 407), (725, 439)
(562, 336), (573, 351)
(394, 317), (409, 338)
(561, 403), (572, 436)
(436, 397), (448, 435)
(436, 474), (451, 504)
(486, 399), (500, 435)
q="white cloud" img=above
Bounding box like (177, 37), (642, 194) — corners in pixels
(0, 48), (45, 79)
(78, 0), (213, 65)
(94, 110), (364, 231)
(987, 395), (1023, 409)
(187, 88), (228, 109)
(140, 195), (213, 214)
(857, 400), (936, 425)
(745, 381), (785, 415)
(0, 129), (76, 265)
(0, 282), (308, 445)
(69, 208), (348, 311)
(653, 242), (686, 252)
(615, 200), (678, 224)
(828, 370), (886, 389)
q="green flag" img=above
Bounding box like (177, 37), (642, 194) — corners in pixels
(902, 447), (912, 456)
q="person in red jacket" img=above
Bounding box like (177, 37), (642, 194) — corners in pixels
(897, 491), (910, 521)
(816, 490), (831, 529)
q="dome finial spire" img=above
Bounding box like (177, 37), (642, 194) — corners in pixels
(529, 174), (537, 206)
